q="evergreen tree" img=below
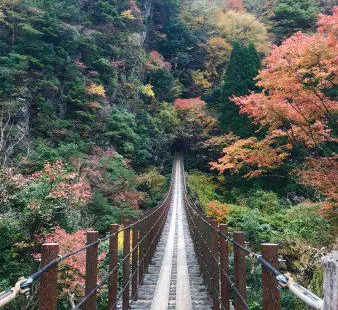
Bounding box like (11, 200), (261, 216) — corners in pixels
(218, 43), (261, 137)
(271, 0), (319, 43)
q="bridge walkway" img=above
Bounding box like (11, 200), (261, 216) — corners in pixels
(131, 157), (212, 310)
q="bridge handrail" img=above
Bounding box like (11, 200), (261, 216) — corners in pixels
(0, 155), (177, 309)
(185, 196), (250, 310)
(184, 191), (324, 310)
(72, 193), (170, 310)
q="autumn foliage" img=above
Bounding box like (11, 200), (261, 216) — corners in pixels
(174, 97), (206, 111)
(146, 51), (172, 71)
(206, 200), (229, 223)
(35, 227), (106, 300)
(211, 136), (290, 178)
(295, 156), (338, 208)
(234, 9), (337, 148)
(223, 0), (245, 12)
(212, 8), (337, 206)
(8, 160), (92, 209)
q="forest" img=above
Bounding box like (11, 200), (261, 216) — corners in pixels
(0, 0), (337, 309)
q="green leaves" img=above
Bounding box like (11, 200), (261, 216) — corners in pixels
(217, 42), (261, 137)
(271, 0), (319, 43)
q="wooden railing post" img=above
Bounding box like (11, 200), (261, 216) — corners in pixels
(233, 231), (247, 310)
(108, 224), (119, 310)
(122, 220), (131, 310)
(219, 224), (230, 310)
(138, 215), (145, 285)
(205, 217), (213, 294)
(211, 219), (220, 310)
(39, 243), (59, 310)
(132, 222), (139, 300)
(144, 211), (150, 273)
(85, 231), (99, 310)
(321, 251), (338, 310)
(261, 243), (281, 310)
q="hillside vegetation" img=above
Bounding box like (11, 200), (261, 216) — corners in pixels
(0, 0), (336, 309)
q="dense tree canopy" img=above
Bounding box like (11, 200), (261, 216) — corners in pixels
(0, 0), (336, 309)
(271, 0), (319, 42)
(212, 8), (337, 206)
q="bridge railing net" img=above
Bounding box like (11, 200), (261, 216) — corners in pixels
(0, 160), (176, 310)
(184, 186), (324, 310)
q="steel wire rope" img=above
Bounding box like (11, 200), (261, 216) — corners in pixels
(19, 183), (174, 292)
(185, 198), (250, 310)
(236, 0), (278, 35)
(185, 196), (286, 280)
(72, 196), (170, 309)
(107, 202), (170, 310)
(185, 200), (249, 309)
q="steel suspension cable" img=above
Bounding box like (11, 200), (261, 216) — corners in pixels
(185, 198), (250, 310)
(186, 196), (285, 277)
(107, 203), (169, 310)
(185, 193), (324, 310)
(72, 196), (170, 309)
(18, 190), (172, 293)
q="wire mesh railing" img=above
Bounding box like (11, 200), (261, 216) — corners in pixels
(0, 161), (176, 310)
(184, 192), (324, 310)
(0, 154), (327, 310)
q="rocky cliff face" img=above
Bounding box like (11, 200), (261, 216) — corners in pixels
(140, 0), (153, 46)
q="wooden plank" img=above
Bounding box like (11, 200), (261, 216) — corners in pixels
(176, 167), (192, 310)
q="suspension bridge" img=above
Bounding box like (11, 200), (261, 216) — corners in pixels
(0, 155), (335, 310)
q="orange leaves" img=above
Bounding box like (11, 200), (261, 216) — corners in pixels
(174, 97), (206, 111)
(36, 227), (106, 296)
(317, 6), (338, 48)
(210, 136), (290, 178)
(211, 10), (337, 208)
(174, 97), (218, 136)
(37, 160), (92, 205)
(146, 51), (171, 71)
(223, 0), (245, 12)
(233, 9), (337, 149)
(206, 201), (229, 223)
(294, 156), (338, 208)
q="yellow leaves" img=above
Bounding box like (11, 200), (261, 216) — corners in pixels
(141, 84), (155, 98)
(121, 9), (135, 20)
(118, 230), (133, 250)
(87, 83), (106, 98)
(197, 36), (232, 86)
(216, 10), (269, 55)
(0, 9), (4, 21)
(192, 70), (212, 89)
(208, 36), (231, 50)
